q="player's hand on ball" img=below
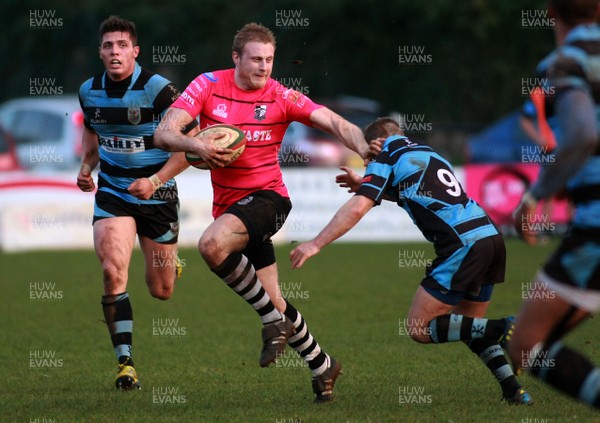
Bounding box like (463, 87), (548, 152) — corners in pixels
(193, 130), (234, 169)
(336, 166), (362, 193)
(77, 164), (95, 192)
(290, 241), (320, 269)
(512, 191), (538, 246)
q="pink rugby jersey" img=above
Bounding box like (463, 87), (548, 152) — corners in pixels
(171, 69), (322, 218)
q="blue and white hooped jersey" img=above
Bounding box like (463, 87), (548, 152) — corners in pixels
(357, 135), (499, 256)
(79, 62), (181, 205)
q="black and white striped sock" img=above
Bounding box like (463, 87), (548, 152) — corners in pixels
(213, 252), (282, 324)
(428, 314), (505, 343)
(284, 300), (329, 376)
(467, 338), (520, 397)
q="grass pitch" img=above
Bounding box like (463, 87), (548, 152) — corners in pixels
(2, 239), (599, 422)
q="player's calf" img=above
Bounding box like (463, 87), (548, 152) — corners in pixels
(406, 318), (434, 344)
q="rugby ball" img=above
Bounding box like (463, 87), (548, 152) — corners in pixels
(185, 124), (246, 170)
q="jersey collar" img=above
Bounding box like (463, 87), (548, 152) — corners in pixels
(102, 61), (141, 90)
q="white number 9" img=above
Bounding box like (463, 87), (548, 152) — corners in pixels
(437, 169), (462, 197)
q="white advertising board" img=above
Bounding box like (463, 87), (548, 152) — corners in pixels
(0, 168), (437, 251)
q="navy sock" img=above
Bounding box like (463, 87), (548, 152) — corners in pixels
(101, 292), (134, 364)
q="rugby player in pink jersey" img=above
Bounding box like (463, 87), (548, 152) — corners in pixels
(154, 23), (378, 402)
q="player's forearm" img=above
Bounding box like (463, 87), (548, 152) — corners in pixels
(154, 108), (199, 153)
(311, 108), (369, 159)
(529, 90), (597, 199)
(154, 128), (197, 154)
(313, 195), (373, 249)
(154, 152), (190, 183)
(81, 149), (99, 170)
(332, 120), (369, 159)
(81, 127), (99, 169)
(531, 146), (594, 199)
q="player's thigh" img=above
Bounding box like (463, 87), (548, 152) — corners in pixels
(508, 278), (590, 366)
(452, 300), (490, 318)
(510, 228), (600, 355)
(216, 190), (291, 255)
(199, 213), (249, 266)
(452, 284), (494, 317)
(407, 286), (454, 342)
(423, 236), (505, 304)
(93, 216), (137, 288)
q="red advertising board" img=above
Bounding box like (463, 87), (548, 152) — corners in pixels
(464, 163), (571, 228)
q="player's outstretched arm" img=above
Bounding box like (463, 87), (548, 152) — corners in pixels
(513, 89), (597, 246)
(77, 126), (99, 192)
(154, 108), (232, 168)
(528, 88), (597, 200)
(309, 107), (371, 161)
(290, 195), (375, 269)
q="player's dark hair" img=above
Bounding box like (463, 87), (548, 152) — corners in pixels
(233, 23), (276, 55)
(99, 15), (138, 46)
(549, 0), (598, 26)
(364, 117), (403, 143)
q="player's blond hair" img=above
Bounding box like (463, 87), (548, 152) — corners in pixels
(232, 23), (276, 55)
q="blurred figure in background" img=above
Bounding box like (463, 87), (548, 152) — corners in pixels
(509, 0), (600, 409)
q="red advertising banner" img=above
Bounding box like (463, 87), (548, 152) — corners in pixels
(464, 163), (571, 229)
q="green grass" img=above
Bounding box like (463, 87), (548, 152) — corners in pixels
(2, 240), (599, 422)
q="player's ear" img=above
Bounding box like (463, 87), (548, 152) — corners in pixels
(132, 45), (140, 58)
(232, 51), (240, 66)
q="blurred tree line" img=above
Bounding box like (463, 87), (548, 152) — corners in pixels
(4, 0), (552, 126)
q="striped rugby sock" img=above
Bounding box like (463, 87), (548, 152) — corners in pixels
(467, 338), (520, 397)
(530, 341), (600, 408)
(428, 314), (505, 343)
(101, 292), (134, 365)
(284, 300), (329, 376)
(213, 252), (283, 324)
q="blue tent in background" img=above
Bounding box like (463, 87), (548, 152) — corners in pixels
(466, 110), (537, 163)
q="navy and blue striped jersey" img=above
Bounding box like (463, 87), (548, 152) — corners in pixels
(535, 23), (600, 228)
(79, 62), (181, 205)
(356, 135), (498, 256)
